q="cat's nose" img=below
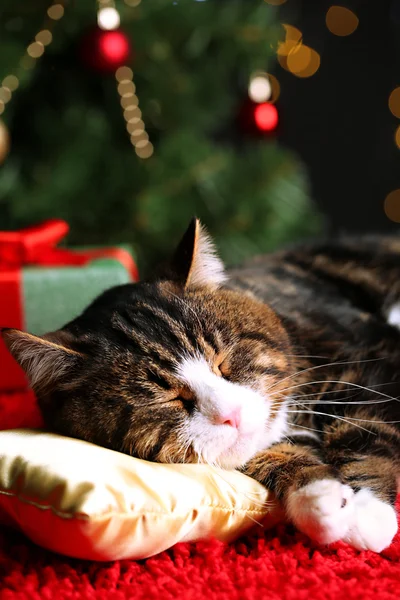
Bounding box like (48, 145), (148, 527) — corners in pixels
(213, 408), (241, 429)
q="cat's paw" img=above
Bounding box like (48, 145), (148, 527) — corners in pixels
(286, 478), (355, 544)
(344, 489), (398, 553)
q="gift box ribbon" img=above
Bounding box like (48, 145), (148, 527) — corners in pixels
(0, 219), (139, 391)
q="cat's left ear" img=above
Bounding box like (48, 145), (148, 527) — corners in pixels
(169, 218), (226, 289)
(1, 328), (83, 393)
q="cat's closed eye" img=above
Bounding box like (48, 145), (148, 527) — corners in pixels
(213, 358), (231, 381)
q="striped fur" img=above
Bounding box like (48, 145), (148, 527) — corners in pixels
(3, 221), (400, 551)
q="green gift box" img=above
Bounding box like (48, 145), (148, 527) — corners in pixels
(0, 219), (138, 392)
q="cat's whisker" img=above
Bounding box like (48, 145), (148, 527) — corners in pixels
(287, 398), (395, 406)
(269, 379), (400, 404)
(265, 357), (387, 395)
(285, 409), (378, 433)
(290, 422), (330, 435)
(290, 409), (400, 427)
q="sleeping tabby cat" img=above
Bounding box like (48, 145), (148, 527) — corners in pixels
(2, 219), (400, 552)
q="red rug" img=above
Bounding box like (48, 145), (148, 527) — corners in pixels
(1, 391), (400, 600)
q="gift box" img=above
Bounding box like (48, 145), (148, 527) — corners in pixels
(0, 220), (139, 392)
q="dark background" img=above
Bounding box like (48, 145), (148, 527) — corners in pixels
(277, 0), (400, 234)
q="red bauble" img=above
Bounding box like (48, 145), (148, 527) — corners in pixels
(80, 28), (132, 73)
(254, 103), (279, 132)
(239, 99), (279, 136)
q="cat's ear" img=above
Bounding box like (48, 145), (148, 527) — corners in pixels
(1, 328), (83, 393)
(169, 218), (226, 288)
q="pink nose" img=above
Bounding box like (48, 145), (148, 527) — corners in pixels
(214, 408), (241, 429)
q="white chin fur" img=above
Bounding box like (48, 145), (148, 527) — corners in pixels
(176, 356), (287, 468)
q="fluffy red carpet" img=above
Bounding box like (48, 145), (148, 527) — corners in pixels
(1, 391), (400, 600)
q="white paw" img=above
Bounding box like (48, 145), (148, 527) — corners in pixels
(344, 489), (398, 553)
(286, 479), (355, 544)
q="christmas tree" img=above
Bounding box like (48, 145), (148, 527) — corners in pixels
(0, 0), (322, 269)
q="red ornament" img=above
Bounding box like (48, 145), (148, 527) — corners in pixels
(254, 103), (279, 132)
(238, 99), (279, 136)
(80, 28), (132, 73)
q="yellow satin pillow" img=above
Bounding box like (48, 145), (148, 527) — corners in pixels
(0, 429), (282, 560)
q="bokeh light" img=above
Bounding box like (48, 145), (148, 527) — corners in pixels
(384, 189), (400, 222)
(98, 7), (121, 31)
(47, 4), (64, 20)
(288, 46), (320, 78)
(389, 87), (400, 118)
(326, 6), (359, 37)
(0, 88), (11, 103)
(135, 142), (154, 159)
(2, 76), (19, 91)
(27, 42), (44, 59)
(254, 103), (278, 132)
(248, 74), (272, 103)
(395, 126), (400, 149)
(35, 30), (53, 46)
(116, 66), (133, 82)
(99, 31), (130, 66)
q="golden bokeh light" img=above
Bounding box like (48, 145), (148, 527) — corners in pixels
(288, 46), (321, 78)
(326, 6), (359, 37)
(384, 190), (400, 223)
(124, 107), (142, 120)
(135, 142), (154, 159)
(287, 45), (311, 75)
(0, 102), (4, 116)
(120, 96), (139, 109)
(130, 126), (147, 138)
(27, 42), (45, 59)
(47, 4), (64, 20)
(395, 126), (400, 149)
(0, 88), (11, 103)
(268, 73), (280, 103)
(126, 120), (142, 133)
(2, 75), (19, 92)
(118, 81), (136, 95)
(116, 64), (152, 159)
(124, 0), (142, 6)
(130, 133), (149, 146)
(0, 119), (10, 164)
(277, 25), (303, 72)
(36, 30), (53, 46)
(389, 87), (400, 118)
(116, 66), (134, 82)
(282, 24), (302, 43)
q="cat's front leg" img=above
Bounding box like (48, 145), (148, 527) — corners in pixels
(241, 440), (356, 546)
(323, 421), (399, 553)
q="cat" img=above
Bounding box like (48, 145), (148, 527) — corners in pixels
(2, 218), (400, 553)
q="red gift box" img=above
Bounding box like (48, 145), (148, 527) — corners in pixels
(0, 219), (138, 392)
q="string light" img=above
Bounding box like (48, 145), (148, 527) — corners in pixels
(115, 66), (153, 159)
(384, 190), (400, 223)
(326, 6), (359, 37)
(0, 1), (66, 116)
